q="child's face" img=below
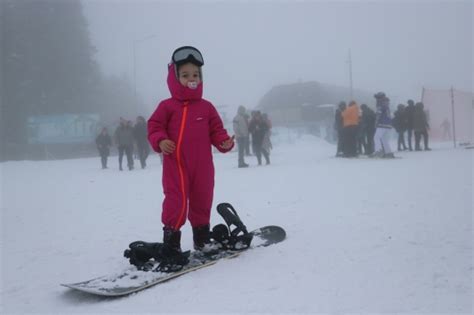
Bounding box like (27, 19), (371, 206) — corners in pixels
(178, 63), (201, 88)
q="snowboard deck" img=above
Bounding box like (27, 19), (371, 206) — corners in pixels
(61, 225), (285, 297)
(334, 155), (402, 160)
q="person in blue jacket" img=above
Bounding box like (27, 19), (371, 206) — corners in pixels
(372, 92), (395, 158)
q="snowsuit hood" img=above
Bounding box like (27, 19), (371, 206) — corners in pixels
(167, 63), (203, 101)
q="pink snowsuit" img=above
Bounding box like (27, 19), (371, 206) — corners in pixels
(148, 63), (233, 231)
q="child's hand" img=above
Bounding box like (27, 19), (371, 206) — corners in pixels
(220, 135), (235, 150)
(159, 139), (176, 155)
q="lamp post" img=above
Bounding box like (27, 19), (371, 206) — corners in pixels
(133, 34), (158, 112)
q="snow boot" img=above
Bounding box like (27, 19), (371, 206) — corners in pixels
(193, 224), (221, 254)
(157, 227), (189, 272)
(161, 226), (181, 256)
(369, 150), (384, 158)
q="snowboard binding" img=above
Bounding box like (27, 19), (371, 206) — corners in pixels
(154, 250), (190, 273)
(211, 203), (253, 250)
(124, 241), (190, 272)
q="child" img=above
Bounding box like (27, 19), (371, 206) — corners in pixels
(148, 46), (234, 257)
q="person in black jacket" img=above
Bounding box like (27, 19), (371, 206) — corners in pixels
(249, 111), (270, 165)
(96, 127), (112, 169)
(133, 116), (150, 169)
(359, 104), (376, 155)
(405, 99), (416, 151)
(334, 101), (346, 157)
(393, 104), (408, 151)
(413, 102), (431, 151)
(115, 118), (135, 171)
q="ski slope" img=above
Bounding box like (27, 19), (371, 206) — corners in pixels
(1, 130), (472, 314)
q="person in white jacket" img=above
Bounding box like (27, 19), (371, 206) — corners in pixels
(233, 105), (249, 168)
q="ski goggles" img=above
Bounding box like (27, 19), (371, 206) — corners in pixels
(172, 46), (204, 67)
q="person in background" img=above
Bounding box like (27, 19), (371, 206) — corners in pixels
(95, 127), (112, 169)
(249, 111), (270, 165)
(413, 102), (431, 151)
(359, 104), (376, 155)
(133, 116), (150, 169)
(393, 104), (408, 151)
(243, 110), (252, 156)
(440, 118), (451, 140)
(115, 118), (135, 171)
(372, 92), (395, 158)
(233, 105), (249, 168)
(341, 100), (360, 157)
(261, 113), (273, 164)
(356, 117), (366, 156)
(334, 101), (346, 157)
(405, 99), (416, 151)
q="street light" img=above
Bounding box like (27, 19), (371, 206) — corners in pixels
(133, 34), (158, 112)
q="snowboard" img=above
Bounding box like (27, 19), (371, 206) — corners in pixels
(61, 225), (285, 297)
(334, 155), (402, 160)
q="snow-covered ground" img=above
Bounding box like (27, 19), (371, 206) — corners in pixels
(1, 130), (472, 314)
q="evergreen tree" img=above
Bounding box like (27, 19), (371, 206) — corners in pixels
(1, 0), (144, 160)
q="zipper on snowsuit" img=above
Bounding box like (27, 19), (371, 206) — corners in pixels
(174, 101), (189, 230)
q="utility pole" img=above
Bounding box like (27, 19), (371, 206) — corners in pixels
(450, 86), (457, 148)
(348, 49), (353, 101)
(133, 42), (136, 110)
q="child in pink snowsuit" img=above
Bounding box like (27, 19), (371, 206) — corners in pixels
(148, 46), (234, 253)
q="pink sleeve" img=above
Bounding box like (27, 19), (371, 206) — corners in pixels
(209, 104), (234, 153)
(147, 102), (169, 153)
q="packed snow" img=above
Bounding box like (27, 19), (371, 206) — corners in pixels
(1, 129), (472, 314)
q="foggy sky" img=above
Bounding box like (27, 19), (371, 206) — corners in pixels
(82, 0), (472, 114)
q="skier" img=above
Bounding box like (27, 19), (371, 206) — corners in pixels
(372, 92), (395, 158)
(148, 46), (234, 262)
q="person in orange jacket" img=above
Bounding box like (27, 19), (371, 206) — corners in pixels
(341, 100), (360, 157)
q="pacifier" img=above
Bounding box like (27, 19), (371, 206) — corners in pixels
(187, 81), (198, 89)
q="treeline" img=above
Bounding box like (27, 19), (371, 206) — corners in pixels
(1, 0), (144, 160)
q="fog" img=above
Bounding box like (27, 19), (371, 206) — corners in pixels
(83, 0), (473, 112)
